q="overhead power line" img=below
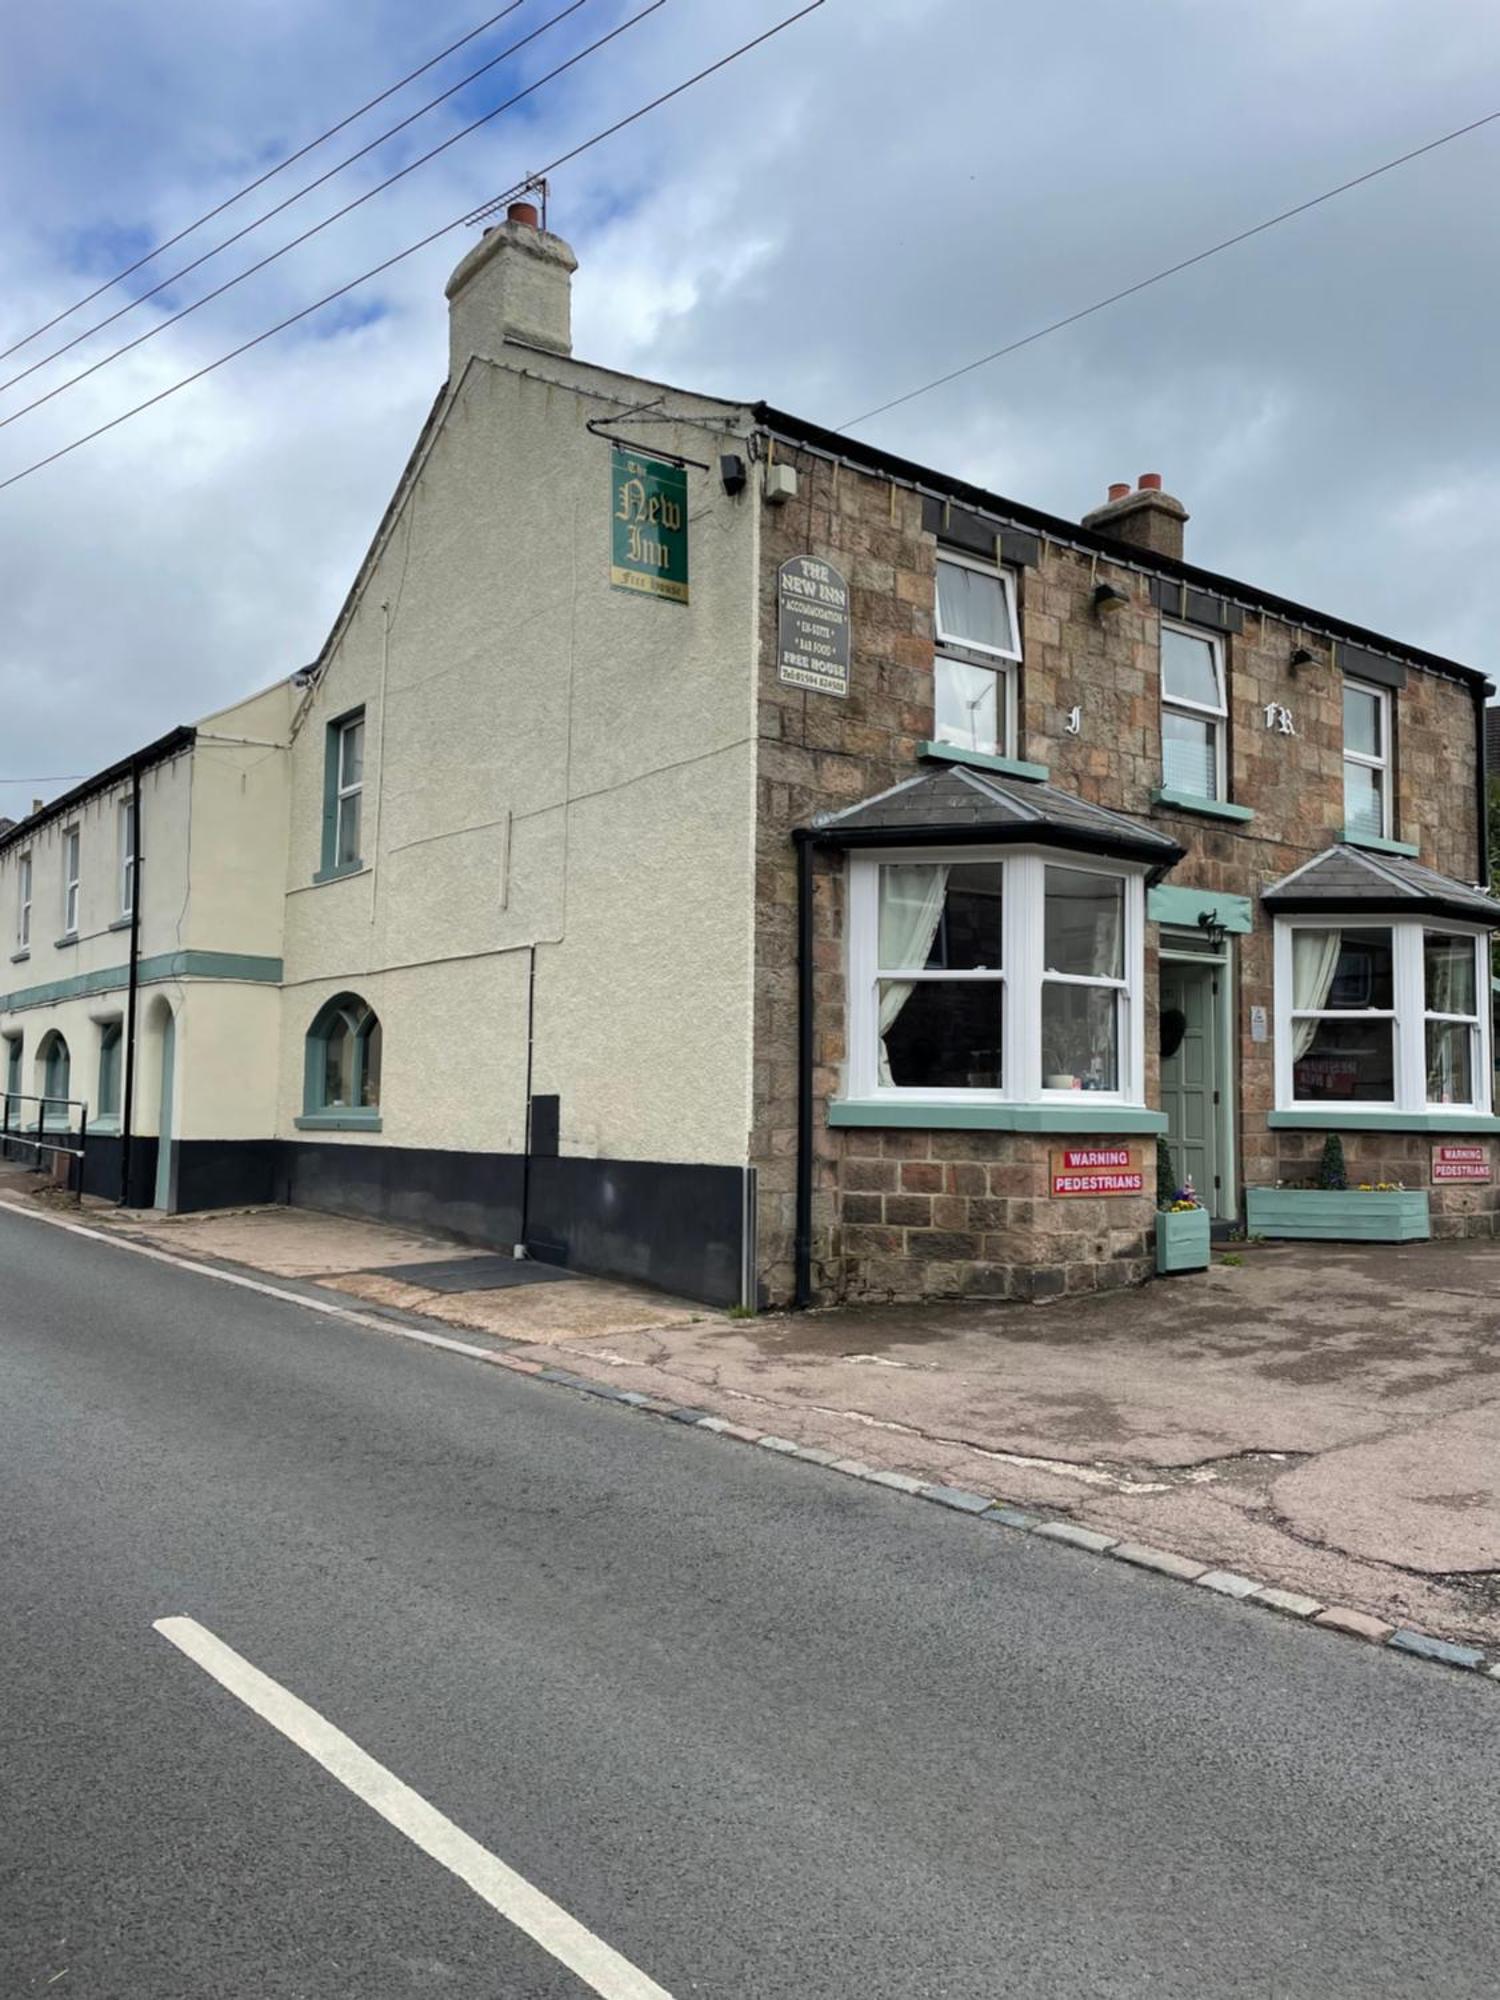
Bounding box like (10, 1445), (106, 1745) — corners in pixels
(838, 104), (1500, 433)
(0, 0), (827, 499)
(0, 0), (659, 438)
(0, 1), (531, 364)
(0, 0), (601, 400)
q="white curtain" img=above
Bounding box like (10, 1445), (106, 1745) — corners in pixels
(878, 864), (949, 1084)
(1291, 928), (1341, 1060)
(1426, 936), (1474, 1017)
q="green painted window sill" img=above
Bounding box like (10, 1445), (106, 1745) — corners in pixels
(9, 949), (29, 964)
(54, 933), (79, 950)
(108, 915), (134, 932)
(829, 1100), (1167, 1134)
(1267, 1110), (1500, 1132)
(1340, 828), (1419, 858)
(88, 1117), (121, 1136)
(295, 1109), (383, 1132)
(311, 860), (367, 886)
(918, 741), (1050, 783)
(1150, 787), (1254, 823)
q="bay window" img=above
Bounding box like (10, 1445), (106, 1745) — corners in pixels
(1160, 624), (1226, 800)
(1275, 919), (1489, 1113)
(849, 848), (1144, 1104)
(933, 556), (1020, 759)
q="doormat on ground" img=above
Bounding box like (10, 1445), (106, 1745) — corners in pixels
(369, 1254), (576, 1292)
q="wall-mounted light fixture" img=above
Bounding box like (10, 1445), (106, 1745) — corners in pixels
(1289, 645), (1316, 674)
(719, 453), (747, 496)
(1196, 909), (1228, 951)
(1092, 581), (1130, 617)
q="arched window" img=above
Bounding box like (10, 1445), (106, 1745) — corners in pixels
(302, 994), (382, 1124)
(36, 1031), (70, 1123)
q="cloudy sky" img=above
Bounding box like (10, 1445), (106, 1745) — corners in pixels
(2, 0), (1496, 813)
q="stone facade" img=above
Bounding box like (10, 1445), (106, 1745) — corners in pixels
(749, 440), (1493, 1307)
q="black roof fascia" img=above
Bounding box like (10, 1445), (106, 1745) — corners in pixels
(0, 726), (196, 857)
(752, 404), (1491, 694)
(797, 817), (1185, 881)
(1264, 890), (1500, 927)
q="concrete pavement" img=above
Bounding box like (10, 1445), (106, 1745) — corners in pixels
(6, 1198), (1500, 1995)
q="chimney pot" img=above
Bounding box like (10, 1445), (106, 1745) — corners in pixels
(1082, 474), (1189, 561)
(506, 200), (540, 228)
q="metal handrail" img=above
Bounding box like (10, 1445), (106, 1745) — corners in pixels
(1, 1091), (91, 1168)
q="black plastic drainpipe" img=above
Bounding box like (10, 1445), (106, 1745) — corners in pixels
(117, 761), (143, 1207)
(1473, 678), (1491, 890)
(793, 830), (814, 1309)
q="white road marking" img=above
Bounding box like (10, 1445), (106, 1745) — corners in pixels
(154, 1616), (675, 2000)
(0, 1197), (500, 1363)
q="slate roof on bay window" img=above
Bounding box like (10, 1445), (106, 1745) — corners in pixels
(806, 766), (1184, 876)
(1262, 843), (1500, 927)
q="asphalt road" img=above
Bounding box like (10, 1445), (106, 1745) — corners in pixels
(4, 1203), (1500, 1998)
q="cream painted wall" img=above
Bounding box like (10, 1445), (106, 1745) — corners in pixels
(279, 954), (531, 1152)
(279, 348), (762, 1166)
(0, 683), (292, 1144)
(0, 747), (192, 1002)
(185, 679), (294, 961)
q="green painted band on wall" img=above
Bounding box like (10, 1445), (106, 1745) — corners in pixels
(1150, 787), (1255, 823)
(0, 950), (284, 1015)
(1266, 1110), (1500, 1133)
(917, 741), (1050, 783)
(1147, 885), (1254, 934)
(829, 1100), (1168, 1134)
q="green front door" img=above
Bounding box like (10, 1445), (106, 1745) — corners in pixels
(1160, 962), (1219, 1216)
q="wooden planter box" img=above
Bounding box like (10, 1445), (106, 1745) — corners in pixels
(1245, 1187), (1431, 1243)
(1156, 1206), (1211, 1274)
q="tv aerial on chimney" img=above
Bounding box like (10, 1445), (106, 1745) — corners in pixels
(467, 174), (549, 232)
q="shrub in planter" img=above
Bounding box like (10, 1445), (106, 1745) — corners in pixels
(1155, 1152), (1210, 1275)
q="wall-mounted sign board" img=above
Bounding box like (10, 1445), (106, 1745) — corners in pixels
(1050, 1145), (1146, 1197)
(1432, 1143), (1490, 1183)
(611, 447), (688, 603)
(777, 555), (851, 695)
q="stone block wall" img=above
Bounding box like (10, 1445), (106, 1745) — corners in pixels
(749, 438), (1491, 1305)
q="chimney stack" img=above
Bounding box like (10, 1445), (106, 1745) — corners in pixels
(1082, 472), (1189, 562)
(444, 202), (578, 377)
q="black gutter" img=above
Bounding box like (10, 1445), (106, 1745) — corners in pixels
(517, 944), (537, 1256)
(0, 726), (194, 860)
(117, 762), (143, 1208)
(1266, 893), (1500, 925)
(793, 829), (814, 1311)
(1474, 682), (1491, 890)
(807, 817), (1184, 880)
(752, 404), (1494, 696)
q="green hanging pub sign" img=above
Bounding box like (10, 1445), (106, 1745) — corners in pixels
(610, 446), (689, 604)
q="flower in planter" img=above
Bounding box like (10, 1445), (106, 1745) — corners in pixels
(1357, 1181), (1403, 1192)
(1166, 1176), (1203, 1212)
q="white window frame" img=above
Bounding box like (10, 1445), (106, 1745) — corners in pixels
(1342, 678), (1393, 840)
(1160, 621), (1227, 801)
(335, 714), (364, 867)
(16, 851), (31, 950)
(934, 552), (1021, 760)
(1273, 915), (1491, 1115)
(846, 844), (1147, 1107)
(118, 797), (137, 918)
(61, 825), (80, 937)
